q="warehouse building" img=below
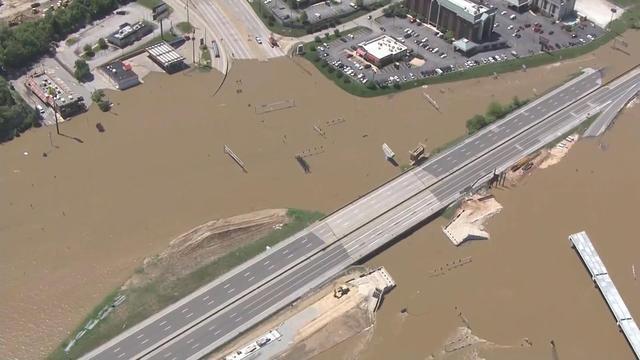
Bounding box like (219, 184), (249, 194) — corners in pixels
(356, 35), (408, 67)
(407, 0), (496, 43)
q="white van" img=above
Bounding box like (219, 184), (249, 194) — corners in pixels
(36, 104), (45, 114)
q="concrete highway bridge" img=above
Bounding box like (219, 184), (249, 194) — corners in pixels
(82, 66), (640, 360)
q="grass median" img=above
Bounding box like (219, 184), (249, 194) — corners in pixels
(48, 208), (324, 360)
(302, 5), (640, 97)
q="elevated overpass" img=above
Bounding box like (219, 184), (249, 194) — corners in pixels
(82, 66), (640, 360)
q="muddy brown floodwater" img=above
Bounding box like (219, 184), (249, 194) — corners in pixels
(1, 29), (639, 360)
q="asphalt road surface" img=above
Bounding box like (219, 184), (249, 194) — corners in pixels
(83, 68), (619, 360)
(146, 68), (640, 360)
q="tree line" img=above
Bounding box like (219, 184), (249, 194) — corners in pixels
(0, 77), (39, 142)
(466, 97), (528, 134)
(0, 0), (124, 70)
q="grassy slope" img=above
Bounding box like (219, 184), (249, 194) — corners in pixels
(48, 209), (324, 360)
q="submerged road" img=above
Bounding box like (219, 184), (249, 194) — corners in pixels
(82, 67), (639, 360)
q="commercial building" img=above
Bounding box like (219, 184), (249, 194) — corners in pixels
(101, 61), (140, 90)
(453, 37), (508, 55)
(407, 0), (497, 43)
(356, 35), (408, 67)
(505, 0), (531, 12)
(25, 71), (86, 118)
(530, 0), (575, 20)
(107, 21), (153, 48)
(146, 41), (186, 73)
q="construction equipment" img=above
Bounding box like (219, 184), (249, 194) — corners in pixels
(333, 285), (350, 299)
(408, 142), (429, 165)
(268, 33), (279, 48)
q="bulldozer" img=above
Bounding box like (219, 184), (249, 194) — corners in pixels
(333, 284), (350, 299)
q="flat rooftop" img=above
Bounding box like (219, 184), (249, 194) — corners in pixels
(359, 35), (407, 60)
(439, 0), (493, 22)
(146, 42), (185, 68)
(102, 61), (138, 82)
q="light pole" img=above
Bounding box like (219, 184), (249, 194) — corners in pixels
(610, 7), (617, 29)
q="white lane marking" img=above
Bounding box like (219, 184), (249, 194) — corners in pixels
(208, 325), (217, 331)
(117, 353), (126, 358)
(287, 254), (294, 259)
(230, 312), (237, 318)
(263, 260), (270, 265)
(113, 347), (121, 353)
(301, 237), (308, 243)
(248, 276), (255, 281)
(163, 352), (172, 358)
(208, 300), (215, 305)
(228, 288), (235, 293)
(186, 312), (193, 318)
(192, 343), (200, 349)
(234, 317), (242, 323)
(136, 333), (144, 339)
(186, 338), (194, 344)
(282, 249), (289, 254)
(268, 265), (274, 270)
(181, 308), (188, 313)
(243, 272), (250, 277)
(305, 243), (312, 248)
(141, 339), (149, 345)
(163, 325), (172, 331)
(223, 283), (230, 289)
(202, 295), (209, 301)
(215, 330), (222, 335)
(159, 320), (167, 326)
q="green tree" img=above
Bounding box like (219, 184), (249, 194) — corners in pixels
(356, 0), (364, 8)
(97, 37), (108, 50)
(83, 44), (94, 57)
(0, 77), (39, 142)
(299, 11), (308, 24)
(314, 35), (321, 43)
(97, 100), (110, 112)
(333, 28), (340, 36)
(466, 114), (487, 134)
(486, 101), (504, 119)
(74, 59), (91, 82)
(91, 89), (104, 103)
(444, 30), (454, 42)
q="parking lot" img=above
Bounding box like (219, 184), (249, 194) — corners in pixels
(315, 1), (604, 87)
(266, 0), (381, 24)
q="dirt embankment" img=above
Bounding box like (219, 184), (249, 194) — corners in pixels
(123, 208), (288, 290)
(443, 194), (503, 246)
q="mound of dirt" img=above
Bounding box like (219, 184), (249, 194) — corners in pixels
(123, 209), (288, 290)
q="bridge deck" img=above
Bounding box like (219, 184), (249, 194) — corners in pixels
(569, 231), (640, 359)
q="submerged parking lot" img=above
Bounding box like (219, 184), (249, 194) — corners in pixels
(316, 2), (604, 87)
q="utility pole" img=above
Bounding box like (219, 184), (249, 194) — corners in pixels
(192, 30), (196, 64)
(53, 102), (60, 135)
